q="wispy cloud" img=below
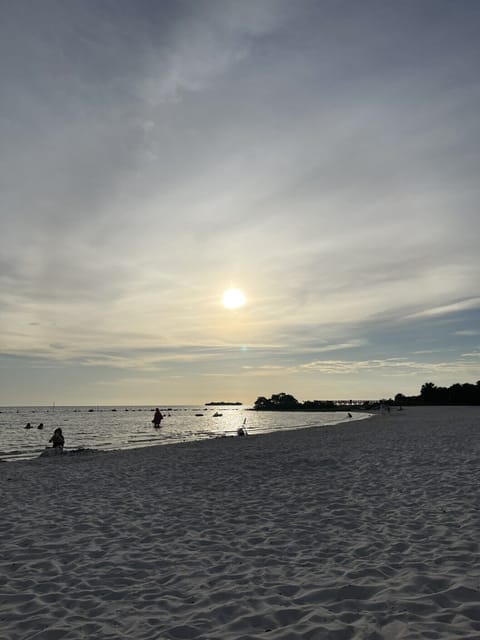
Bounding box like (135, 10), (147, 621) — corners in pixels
(405, 298), (480, 320)
(455, 330), (480, 336)
(1, 1), (479, 403)
(300, 358), (480, 378)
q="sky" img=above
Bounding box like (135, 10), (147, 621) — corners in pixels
(1, 0), (479, 406)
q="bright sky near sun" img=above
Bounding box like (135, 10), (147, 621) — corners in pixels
(222, 289), (246, 310)
(1, 1), (479, 406)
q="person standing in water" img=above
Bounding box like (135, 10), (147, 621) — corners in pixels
(49, 428), (64, 451)
(152, 408), (164, 428)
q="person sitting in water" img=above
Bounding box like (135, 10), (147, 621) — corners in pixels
(25, 423), (32, 429)
(49, 428), (64, 451)
(37, 423), (44, 430)
(152, 408), (164, 428)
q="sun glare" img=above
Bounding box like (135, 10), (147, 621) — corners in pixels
(222, 288), (246, 309)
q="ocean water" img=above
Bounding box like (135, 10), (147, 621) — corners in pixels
(0, 405), (372, 462)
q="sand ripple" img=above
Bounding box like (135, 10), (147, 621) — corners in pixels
(1, 406), (480, 639)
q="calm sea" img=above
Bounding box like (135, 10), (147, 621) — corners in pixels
(0, 405), (372, 462)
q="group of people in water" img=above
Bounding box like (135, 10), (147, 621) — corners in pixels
(25, 408), (164, 456)
(25, 407), (248, 456)
(25, 423), (65, 452)
(25, 422), (44, 430)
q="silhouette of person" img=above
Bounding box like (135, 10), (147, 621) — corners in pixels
(49, 428), (64, 451)
(25, 423), (32, 429)
(37, 423), (44, 430)
(152, 408), (163, 428)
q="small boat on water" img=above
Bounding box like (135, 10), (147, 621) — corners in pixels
(212, 412), (223, 417)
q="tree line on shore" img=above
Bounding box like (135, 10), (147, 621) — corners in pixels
(253, 381), (480, 411)
(253, 393), (367, 412)
(394, 380), (480, 406)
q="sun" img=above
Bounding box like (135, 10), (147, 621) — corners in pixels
(222, 288), (246, 309)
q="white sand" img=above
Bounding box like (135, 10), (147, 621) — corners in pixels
(1, 406), (480, 640)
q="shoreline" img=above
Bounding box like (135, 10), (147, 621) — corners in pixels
(0, 409), (373, 463)
(2, 406), (480, 639)
(3, 409), (375, 466)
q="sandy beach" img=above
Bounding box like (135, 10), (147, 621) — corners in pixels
(1, 406), (479, 640)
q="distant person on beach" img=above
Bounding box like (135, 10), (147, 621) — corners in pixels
(49, 428), (64, 451)
(237, 419), (248, 437)
(152, 408), (163, 428)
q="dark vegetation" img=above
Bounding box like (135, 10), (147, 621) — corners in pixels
(253, 393), (365, 412)
(394, 380), (480, 406)
(253, 381), (480, 411)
